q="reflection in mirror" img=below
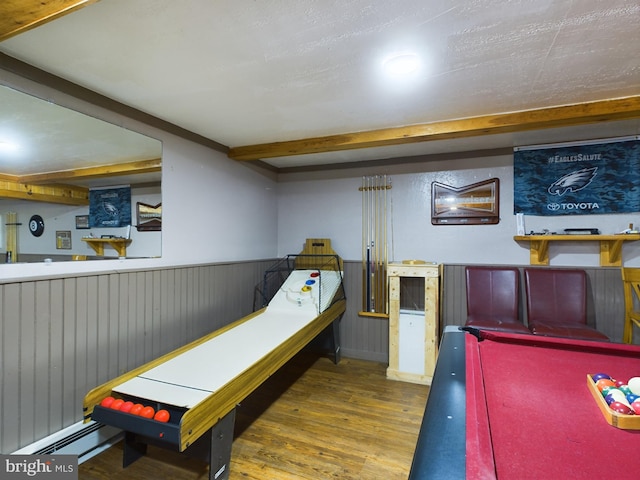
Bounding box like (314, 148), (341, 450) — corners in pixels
(0, 84), (162, 263)
(431, 178), (500, 225)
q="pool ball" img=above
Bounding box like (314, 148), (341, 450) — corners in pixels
(601, 386), (618, 398)
(618, 385), (632, 395)
(631, 400), (640, 415)
(591, 373), (612, 382)
(110, 398), (125, 410)
(595, 378), (616, 392)
(627, 377), (640, 395)
(120, 401), (134, 413)
(130, 403), (144, 416)
(626, 393), (640, 404)
(609, 401), (635, 415)
(605, 393), (628, 407)
(605, 390), (631, 406)
(100, 396), (115, 408)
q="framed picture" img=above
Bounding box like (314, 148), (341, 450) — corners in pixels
(136, 202), (162, 231)
(56, 230), (72, 249)
(431, 178), (500, 225)
(75, 215), (89, 229)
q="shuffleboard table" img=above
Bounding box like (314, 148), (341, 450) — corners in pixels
(83, 240), (346, 480)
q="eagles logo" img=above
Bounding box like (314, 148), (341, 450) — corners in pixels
(102, 202), (120, 217)
(547, 167), (597, 196)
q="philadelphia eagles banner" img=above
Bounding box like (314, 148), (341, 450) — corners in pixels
(89, 185), (131, 227)
(514, 137), (640, 216)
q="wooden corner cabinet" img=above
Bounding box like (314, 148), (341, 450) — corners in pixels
(514, 234), (640, 267)
(386, 262), (441, 385)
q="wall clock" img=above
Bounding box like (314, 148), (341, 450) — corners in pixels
(29, 215), (45, 237)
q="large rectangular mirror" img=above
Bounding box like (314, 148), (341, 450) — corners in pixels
(0, 84), (162, 262)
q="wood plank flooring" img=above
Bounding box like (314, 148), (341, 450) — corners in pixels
(78, 351), (429, 479)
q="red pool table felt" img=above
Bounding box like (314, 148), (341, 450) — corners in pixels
(466, 330), (640, 479)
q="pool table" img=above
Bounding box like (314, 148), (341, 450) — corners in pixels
(409, 326), (640, 479)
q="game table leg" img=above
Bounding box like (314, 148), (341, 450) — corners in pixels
(331, 317), (342, 364)
(123, 431), (148, 468)
(208, 408), (235, 480)
(119, 408), (236, 480)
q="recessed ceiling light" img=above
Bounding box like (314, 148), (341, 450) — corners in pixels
(0, 140), (19, 152)
(383, 54), (420, 76)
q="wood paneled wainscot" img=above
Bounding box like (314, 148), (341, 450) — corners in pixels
(387, 262), (441, 385)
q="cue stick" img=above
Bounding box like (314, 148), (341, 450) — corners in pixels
(361, 174), (393, 313)
(376, 175), (381, 312)
(376, 175), (382, 312)
(380, 176), (385, 311)
(368, 175), (371, 310)
(382, 175), (388, 311)
(366, 244), (371, 311)
(362, 176), (366, 311)
(371, 176), (376, 312)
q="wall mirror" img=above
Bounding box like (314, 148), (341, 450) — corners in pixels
(0, 84), (162, 263)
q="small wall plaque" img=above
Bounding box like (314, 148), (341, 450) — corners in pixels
(56, 230), (72, 249)
(75, 215), (89, 229)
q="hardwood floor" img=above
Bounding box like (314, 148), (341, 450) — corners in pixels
(79, 351), (429, 479)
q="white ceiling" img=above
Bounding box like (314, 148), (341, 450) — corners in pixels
(1, 0), (639, 171)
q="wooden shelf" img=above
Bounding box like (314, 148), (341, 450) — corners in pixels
(82, 238), (132, 257)
(514, 234), (640, 266)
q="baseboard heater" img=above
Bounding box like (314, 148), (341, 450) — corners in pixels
(12, 421), (122, 463)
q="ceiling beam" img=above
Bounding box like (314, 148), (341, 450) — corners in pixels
(0, 159), (160, 204)
(0, 176), (88, 206)
(19, 158), (162, 184)
(0, 0), (99, 42)
(228, 96), (640, 161)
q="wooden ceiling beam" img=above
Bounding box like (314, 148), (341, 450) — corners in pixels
(0, 159), (159, 204)
(0, 0), (99, 42)
(228, 96), (640, 161)
(19, 158), (162, 184)
(0, 177), (88, 206)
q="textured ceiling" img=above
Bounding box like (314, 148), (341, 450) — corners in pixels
(0, 0), (639, 171)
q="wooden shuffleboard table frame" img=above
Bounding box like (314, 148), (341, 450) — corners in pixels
(83, 239), (346, 480)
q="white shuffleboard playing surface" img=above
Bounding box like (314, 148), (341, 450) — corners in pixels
(113, 270), (343, 408)
(267, 269), (342, 314)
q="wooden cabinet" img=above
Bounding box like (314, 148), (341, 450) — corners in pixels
(386, 262), (441, 385)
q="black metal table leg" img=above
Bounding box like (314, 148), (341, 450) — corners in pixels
(331, 317), (342, 364)
(208, 409), (236, 480)
(123, 431), (148, 468)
